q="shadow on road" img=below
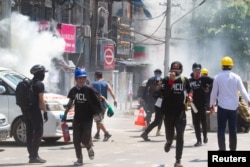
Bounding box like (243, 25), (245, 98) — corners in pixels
(0, 163), (83, 167)
(0, 140), (73, 147)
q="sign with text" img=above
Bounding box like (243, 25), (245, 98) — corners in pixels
(57, 23), (76, 53)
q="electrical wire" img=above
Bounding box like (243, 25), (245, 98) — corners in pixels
(134, 12), (167, 44)
(132, 10), (167, 21)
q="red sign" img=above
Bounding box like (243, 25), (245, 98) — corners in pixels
(104, 44), (115, 69)
(57, 23), (76, 53)
(38, 21), (50, 32)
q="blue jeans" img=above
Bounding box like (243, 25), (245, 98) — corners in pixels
(217, 106), (237, 151)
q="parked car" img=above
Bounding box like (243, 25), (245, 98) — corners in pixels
(0, 67), (73, 145)
(0, 113), (10, 141)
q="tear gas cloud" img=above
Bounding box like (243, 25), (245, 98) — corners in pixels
(0, 12), (66, 91)
(139, 0), (243, 80)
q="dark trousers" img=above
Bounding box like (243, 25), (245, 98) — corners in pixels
(145, 102), (155, 125)
(164, 111), (186, 161)
(23, 110), (43, 159)
(217, 106), (237, 151)
(191, 105), (207, 142)
(144, 106), (163, 134)
(73, 119), (93, 160)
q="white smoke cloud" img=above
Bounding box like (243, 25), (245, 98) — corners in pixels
(0, 12), (65, 78)
(138, 0), (224, 78)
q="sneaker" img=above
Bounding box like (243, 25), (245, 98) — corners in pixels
(74, 159), (83, 166)
(164, 142), (172, 152)
(174, 162), (183, 167)
(87, 147), (95, 160)
(194, 141), (202, 147)
(103, 133), (112, 141)
(29, 156), (46, 163)
(140, 133), (150, 141)
(94, 133), (100, 139)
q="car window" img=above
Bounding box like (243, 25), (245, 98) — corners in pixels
(0, 80), (15, 95)
(0, 73), (24, 86)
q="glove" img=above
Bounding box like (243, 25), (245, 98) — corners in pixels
(61, 115), (67, 122)
(43, 112), (48, 122)
(114, 101), (117, 108)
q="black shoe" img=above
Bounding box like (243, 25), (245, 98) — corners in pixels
(203, 137), (208, 143)
(164, 142), (172, 152)
(194, 141), (202, 147)
(140, 133), (150, 141)
(244, 127), (250, 133)
(103, 133), (112, 141)
(174, 162), (183, 167)
(94, 133), (100, 139)
(87, 147), (94, 160)
(29, 156), (46, 163)
(74, 159), (83, 166)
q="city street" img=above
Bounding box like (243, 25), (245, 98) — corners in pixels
(1, 105), (250, 167)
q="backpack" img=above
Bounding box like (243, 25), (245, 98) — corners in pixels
(15, 78), (34, 110)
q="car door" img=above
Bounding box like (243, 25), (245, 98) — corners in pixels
(0, 80), (22, 124)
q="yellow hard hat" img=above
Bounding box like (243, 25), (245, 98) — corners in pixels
(221, 56), (234, 66)
(201, 68), (208, 75)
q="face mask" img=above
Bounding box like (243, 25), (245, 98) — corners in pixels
(34, 72), (45, 81)
(155, 74), (161, 81)
(193, 71), (200, 79)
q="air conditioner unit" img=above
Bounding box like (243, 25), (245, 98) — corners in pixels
(83, 26), (91, 37)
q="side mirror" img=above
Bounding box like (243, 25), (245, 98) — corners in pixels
(0, 85), (6, 94)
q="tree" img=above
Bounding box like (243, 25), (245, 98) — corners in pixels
(185, 0), (250, 79)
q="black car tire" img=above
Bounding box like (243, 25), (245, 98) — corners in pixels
(12, 117), (26, 145)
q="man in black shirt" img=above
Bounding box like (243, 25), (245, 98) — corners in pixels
(23, 64), (48, 163)
(189, 64), (213, 146)
(161, 61), (191, 167)
(141, 69), (163, 127)
(62, 68), (102, 166)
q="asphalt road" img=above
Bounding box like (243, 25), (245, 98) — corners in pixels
(1, 107), (250, 167)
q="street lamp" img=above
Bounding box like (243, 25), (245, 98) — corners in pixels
(164, 0), (206, 76)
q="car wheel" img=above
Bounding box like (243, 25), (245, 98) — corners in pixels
(42, 137), (61, 143)
(12, 118), (26, 145)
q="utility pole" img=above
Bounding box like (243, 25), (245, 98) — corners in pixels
(90, 0), (98, 71)
(164, 0), (206, 76)
(164, 0), (171, 76)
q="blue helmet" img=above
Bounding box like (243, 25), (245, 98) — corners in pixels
(75, 68), (88, 78)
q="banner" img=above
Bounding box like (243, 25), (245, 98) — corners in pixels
(57, 23), (76, 53)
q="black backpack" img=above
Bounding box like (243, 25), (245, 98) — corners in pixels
(15, 78), (34, 110)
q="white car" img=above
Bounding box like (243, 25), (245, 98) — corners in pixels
(0, 113), (10, 141)
(0, 67), (73, 145)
